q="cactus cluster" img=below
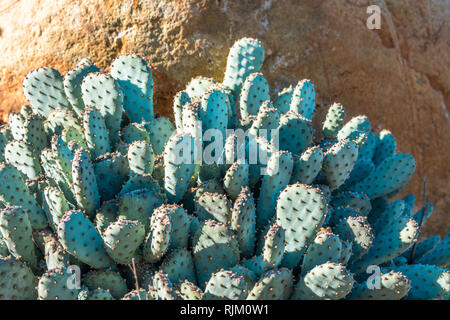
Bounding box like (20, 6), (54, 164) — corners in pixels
(0, 38), (448, 300)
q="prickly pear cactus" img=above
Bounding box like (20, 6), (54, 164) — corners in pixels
(0, 256), (37, 299)
(0, 206), (37, 269)
(0, 37), (447, 301)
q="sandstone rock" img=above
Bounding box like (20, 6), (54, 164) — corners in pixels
(0, 0), (448, 237)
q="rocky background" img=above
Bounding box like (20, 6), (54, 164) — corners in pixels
(0, 0), (448, 237)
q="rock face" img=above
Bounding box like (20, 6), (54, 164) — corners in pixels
(0, 0), (448, 237)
